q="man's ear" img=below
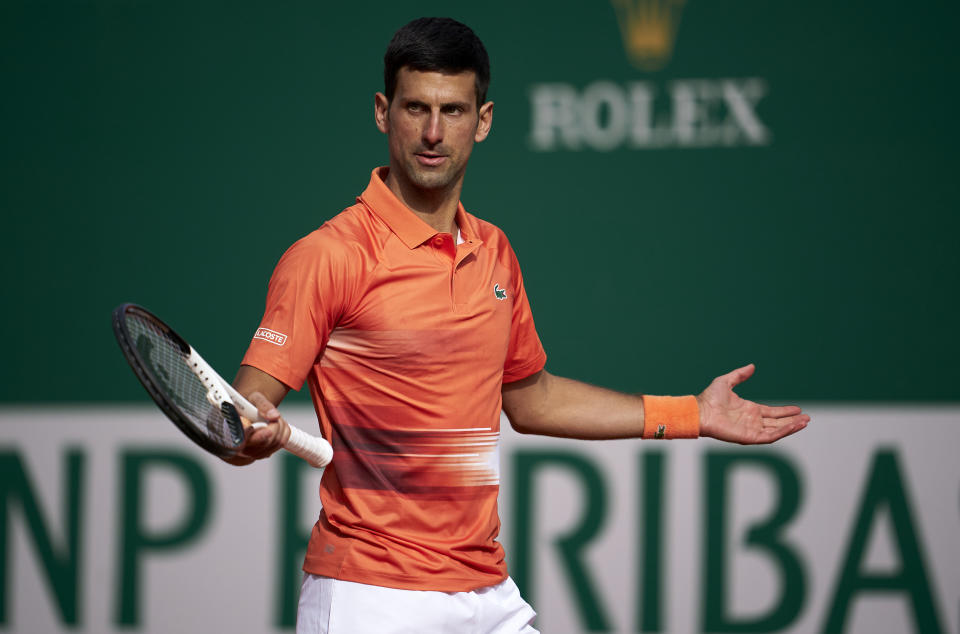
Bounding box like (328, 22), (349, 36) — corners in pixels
(374, 92), (390, 134)
(475, 101), (494, 143)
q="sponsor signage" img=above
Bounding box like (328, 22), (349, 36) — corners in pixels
(529, 2), (772, 151)
(1, 406), (957, 633)
(611, 0), (687, 71)
(529, 79), (770, 151)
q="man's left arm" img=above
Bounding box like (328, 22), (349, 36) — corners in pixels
(501, 364), (808, 445)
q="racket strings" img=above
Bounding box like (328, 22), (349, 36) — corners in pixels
(127, 314), (240, 451)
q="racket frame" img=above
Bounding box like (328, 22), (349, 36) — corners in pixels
(186, 349), (333, 467)
(113, 303), (334, 468)
(112, 303), (244, 459)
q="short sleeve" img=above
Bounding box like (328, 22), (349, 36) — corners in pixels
(241, 229), (352, 391)
(501, 244), (547, 383)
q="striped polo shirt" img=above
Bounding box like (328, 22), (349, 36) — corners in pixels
(242, 167), (546, 591)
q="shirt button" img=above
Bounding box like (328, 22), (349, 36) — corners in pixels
(433, 236), (444, 246)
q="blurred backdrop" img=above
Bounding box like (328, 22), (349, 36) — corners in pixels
(2, 1), (958, 633)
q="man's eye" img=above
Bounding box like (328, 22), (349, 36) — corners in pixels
(408, 103), (424, 113)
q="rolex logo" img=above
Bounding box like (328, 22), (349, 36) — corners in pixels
(530, 0), (770, 152)
(611, 0), (686, 71)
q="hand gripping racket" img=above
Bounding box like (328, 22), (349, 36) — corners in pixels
(112, 303), (333, 468)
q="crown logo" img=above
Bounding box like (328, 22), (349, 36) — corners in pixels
(611, 0), (686, 71)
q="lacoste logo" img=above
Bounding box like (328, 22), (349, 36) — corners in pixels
(654, 424), (666, 439)
(494, 284), (507, 300)
(253, 327), (287, 346)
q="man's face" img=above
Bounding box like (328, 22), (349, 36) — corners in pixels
(375, 67), (493, 193)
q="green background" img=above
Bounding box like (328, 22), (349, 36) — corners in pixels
(2, 1), (958, 403)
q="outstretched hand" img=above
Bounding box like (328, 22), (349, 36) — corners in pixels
(697, 364), (809, 445)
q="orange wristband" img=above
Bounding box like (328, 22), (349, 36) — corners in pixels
(641, 395), (700, 439)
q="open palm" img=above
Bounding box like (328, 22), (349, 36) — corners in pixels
(696, 364), (809, 444)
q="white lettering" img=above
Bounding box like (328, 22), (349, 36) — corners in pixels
(529, 84), (581, 151)
(580, 81), (628, 152)
(628, 83), (670, 148)
(529, 78), (771, 151)
(254, 328), (287, 346)
(671, 80), (712, 146)
(722, 79), (770, 145)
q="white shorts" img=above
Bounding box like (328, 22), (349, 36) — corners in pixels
(296, 573), (539, 634)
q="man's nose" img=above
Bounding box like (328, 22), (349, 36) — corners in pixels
(423, 111), (443, 146)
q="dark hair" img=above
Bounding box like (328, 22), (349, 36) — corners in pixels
(384, 17), (491, 108)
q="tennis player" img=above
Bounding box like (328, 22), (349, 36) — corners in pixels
(229, 17), (809, 634)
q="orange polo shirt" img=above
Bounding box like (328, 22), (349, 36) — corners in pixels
(241, 167), (546, 591)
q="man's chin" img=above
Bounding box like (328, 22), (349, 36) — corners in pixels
(408, 167), (457, 191)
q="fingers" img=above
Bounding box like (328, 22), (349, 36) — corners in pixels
(239, 391), (289, 460)
(761, 413), (810, 443)
(247, 391), (281, 422)
(759, 404), (803, 419)
(242, 423), (290, 460)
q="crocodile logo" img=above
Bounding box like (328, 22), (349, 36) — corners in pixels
(494, 284), (507, 300)
(654, 424), (666, 439)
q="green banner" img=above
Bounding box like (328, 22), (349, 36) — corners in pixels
(2, 1), (958, 402)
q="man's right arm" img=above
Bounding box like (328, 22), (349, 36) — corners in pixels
(222, 365), (293, 466)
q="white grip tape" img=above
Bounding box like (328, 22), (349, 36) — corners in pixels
(285, 424), (334, 468)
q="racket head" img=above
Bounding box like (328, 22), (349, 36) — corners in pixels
(112, 303), (245, 458)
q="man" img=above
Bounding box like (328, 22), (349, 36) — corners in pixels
(231, 17), (808, 634)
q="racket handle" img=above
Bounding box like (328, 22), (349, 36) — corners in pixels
(284, 424), (334, 468)
(212, 365), (333, 468)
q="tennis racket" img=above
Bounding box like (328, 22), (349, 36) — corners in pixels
(112, 303), (333, 468)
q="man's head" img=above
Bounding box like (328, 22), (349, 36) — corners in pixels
(375, 18), (494, 197)
(383, 17), (490, 110)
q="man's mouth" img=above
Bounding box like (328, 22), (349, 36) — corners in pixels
(416, 152), (447, 167)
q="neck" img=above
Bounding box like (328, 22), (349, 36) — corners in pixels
(383, 166), (462, 235)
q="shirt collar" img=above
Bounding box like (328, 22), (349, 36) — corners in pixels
(358, 167), (480, 249)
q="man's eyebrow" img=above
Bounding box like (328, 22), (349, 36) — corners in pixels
(398, 96), (472, 109)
